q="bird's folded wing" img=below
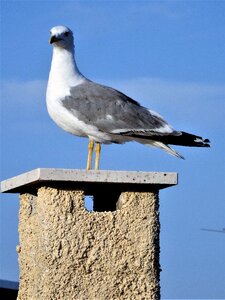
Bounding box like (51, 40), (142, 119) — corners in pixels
(61, 80), (177, 136)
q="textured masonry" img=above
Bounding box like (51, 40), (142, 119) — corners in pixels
(1, 169), (177, 300)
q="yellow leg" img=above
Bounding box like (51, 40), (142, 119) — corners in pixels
(86, 140), (94, 170)
(95, 142), (101, 170)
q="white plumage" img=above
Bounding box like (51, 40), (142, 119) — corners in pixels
(46, 25), (210, 168)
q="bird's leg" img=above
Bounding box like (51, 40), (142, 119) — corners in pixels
(95, 142), (101, 170)
(87, 139), (94, 170)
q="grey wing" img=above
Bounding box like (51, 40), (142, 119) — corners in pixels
(61, 80), (176, 136)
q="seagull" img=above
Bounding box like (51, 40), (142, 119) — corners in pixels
(46, 25), (210, 170)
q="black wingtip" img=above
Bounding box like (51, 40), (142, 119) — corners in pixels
(202, 138), (210, 147)
(180, 132), (211, 148)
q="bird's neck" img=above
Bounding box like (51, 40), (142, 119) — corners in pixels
(49, 46), (85, 87)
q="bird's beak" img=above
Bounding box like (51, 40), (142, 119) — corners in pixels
(49, 35), (62, 44)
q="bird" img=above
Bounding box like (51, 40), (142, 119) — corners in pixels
(46, 25), (210, 170)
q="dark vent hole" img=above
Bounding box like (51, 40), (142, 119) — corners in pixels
(84, 189), (121, 212)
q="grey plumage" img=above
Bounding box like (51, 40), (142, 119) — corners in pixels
(61, 80), (210, 156)
(62, 80), (178, 136)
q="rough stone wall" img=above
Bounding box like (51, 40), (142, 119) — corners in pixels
(17, 187), (160, 300)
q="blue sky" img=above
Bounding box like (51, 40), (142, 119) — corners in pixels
(1, 1), (225, 299)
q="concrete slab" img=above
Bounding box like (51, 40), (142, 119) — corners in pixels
(1, 168), (178, 194)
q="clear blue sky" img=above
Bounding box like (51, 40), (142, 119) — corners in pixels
(1, 1), (225, 299)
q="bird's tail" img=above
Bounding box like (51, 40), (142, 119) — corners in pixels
(135, 131), (210, 159)
(148, 141), (185, 159)
(160, 131), (211, 147)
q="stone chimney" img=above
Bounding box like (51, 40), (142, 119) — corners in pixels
(1, 168), (177, 300)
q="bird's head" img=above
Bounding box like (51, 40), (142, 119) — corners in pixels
(49, 25), (74, 49)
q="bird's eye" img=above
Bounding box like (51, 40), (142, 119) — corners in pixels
(64, 32), (69, 37)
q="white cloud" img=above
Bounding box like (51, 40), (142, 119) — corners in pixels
(1, 80), (48, 134)
(1, 77), (224, 134)
(1, 80), (46, 108)
(101, 77), (225, 131)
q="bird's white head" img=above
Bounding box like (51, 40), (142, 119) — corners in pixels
(49, 25), (74, 50)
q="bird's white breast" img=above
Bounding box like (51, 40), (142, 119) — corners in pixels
(46, 46), (117, 143)
(47, 79), (95, 137)
(46, 46), (89, 137)
(47, 92), (114, 143)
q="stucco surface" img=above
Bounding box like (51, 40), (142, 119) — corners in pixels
(17, 187), (160, 300)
